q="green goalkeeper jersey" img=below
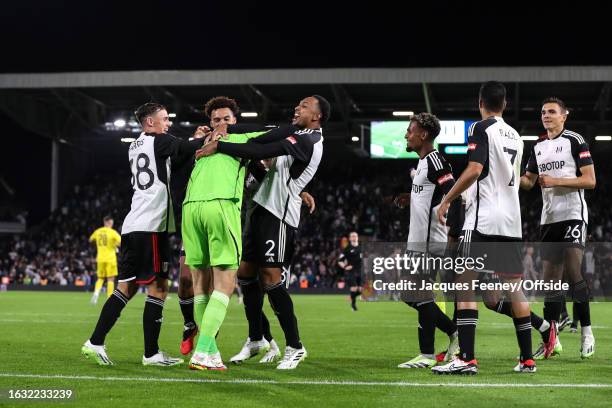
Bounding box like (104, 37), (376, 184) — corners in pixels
(183, 132), (263, 204)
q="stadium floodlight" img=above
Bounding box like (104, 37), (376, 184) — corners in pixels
(120, 137), (136, 143)
(179, 121), (191, 126)
(521, 135), (539, 141)
(169, 113), (177, 118)
(392, 111), (414, 117)
(241, 112), (258, 118)
(113, 119), (126, 128)
(189, 137), (194, 141)
(351, 136), (360, 142)
(595, 135), (612, 141)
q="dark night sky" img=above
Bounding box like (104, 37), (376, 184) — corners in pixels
(1, 1), (608, 73)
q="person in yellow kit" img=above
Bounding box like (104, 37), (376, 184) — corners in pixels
(89, 216), (121, 304)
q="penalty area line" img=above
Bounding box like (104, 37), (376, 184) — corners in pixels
(1, 373), (612, 388)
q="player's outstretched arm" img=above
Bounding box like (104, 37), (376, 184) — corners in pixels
(196, 139), (287, 160)
(227, 123), (272, 134)
(217, 138), (289, 160)
(155, 132), (206, 165)
(197, 127), (311, 160)
(248, 125), (299, 143)
(212, 124), (297, 144)
(211, 124), (294, 143)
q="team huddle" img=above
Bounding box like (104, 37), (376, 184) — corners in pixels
(82, 81), (596, 375)
(82, 94), (329, 370)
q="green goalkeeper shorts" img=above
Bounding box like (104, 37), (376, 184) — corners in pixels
(182, 199), (242, 270)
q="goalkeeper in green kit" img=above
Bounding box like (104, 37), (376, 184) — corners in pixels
(182, 100), (296, 371)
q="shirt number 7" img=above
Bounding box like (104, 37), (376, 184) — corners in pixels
(503, 147), (517, 186)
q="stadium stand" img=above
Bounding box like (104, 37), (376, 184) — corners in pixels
(1, 160), (611, 293)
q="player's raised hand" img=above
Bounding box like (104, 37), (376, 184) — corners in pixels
(210, 123), (229, 141)
(437, 199), (450, 225)
(195, 141), (218, 160)
(300, 192), (316, 214)
(193, 126), (211, 139)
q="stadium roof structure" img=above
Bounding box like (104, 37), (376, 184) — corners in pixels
(3, 66), (612, 217)
(1, 66), (612, 145)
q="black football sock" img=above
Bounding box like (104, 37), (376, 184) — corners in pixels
(432, 302), (456, 337)
(350, 292), (357, 309)
(178, 296), (195, 327)
(239, 277), (264, 341)
(261, 312), (273, 342)
(406, 302), (436, 355)
(543, 290), (564, 342)
(266, 282), (302, 349)
(457, 309), (478, 361)
(513, 316), (533, 361)
(530, 311), (550, 341)
(560, 300), (569, 319)
(90, 290), (129, 345)
(573, 280), (592, 327)
(572, 302), (580, 327)
(577, 302), (591, 327)
(143, 295), (165, 358)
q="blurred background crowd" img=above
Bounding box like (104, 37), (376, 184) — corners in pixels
(2, 160), (612, 295)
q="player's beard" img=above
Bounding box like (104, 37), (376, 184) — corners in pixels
(406, 144), (414, 152)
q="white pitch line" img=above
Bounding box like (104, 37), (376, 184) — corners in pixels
(1, 373), (611, 388)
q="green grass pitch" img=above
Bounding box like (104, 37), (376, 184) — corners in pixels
(1, 292), (611, 407)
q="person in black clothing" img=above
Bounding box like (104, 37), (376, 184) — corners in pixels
(338, 231), (362, 311)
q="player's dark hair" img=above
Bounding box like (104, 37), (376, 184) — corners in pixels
(134, 102), (166, 125)
(479, 81), (506, 112)
(410, 112), (441, 141)
(313, 95), (331, 124)
(103, 215), (113, 223)
(542, 97), (568, 114)
(204, 96), (239, 119)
